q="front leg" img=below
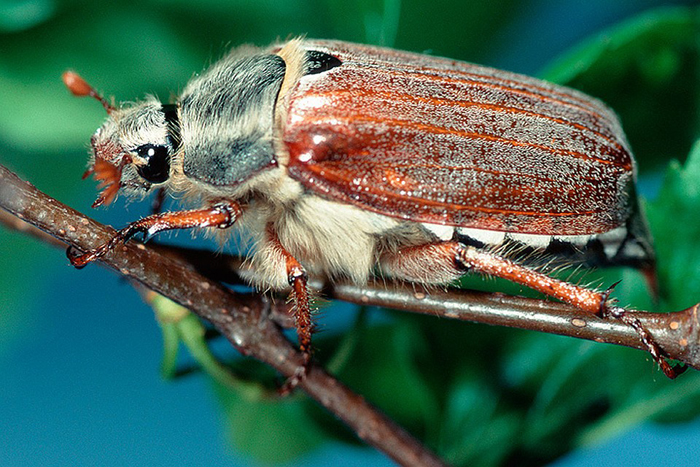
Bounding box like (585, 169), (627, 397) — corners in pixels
(68, 200), (241, 268)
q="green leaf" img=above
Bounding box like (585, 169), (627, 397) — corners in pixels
(437, 371), (521, 467)
(214, 383), (327, 464)
(158, 321), (180, 380)
(646, 139), (700, 311)
(577, 372), (700, 447)
(150, 295), (276, 398)
(541, 6), (700, 168)
(330, 316), (441, 433)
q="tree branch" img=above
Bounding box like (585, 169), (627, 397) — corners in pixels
(0, 164), (447, 467)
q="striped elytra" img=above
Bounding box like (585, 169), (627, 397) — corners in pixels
(284, 40), (634, 237)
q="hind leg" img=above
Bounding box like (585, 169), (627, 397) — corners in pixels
(380, 240), (680, 377)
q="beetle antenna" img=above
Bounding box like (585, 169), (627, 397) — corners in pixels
(62, 71), (115, 114)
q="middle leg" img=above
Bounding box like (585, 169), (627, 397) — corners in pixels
(265, 224), (314, 393)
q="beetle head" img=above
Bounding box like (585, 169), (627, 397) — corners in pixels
(63, 71), (177, 207)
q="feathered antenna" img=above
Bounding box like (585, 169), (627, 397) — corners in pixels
(62, 71), (115, 114)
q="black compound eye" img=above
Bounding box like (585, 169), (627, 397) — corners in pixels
(135, 144), (170, 183)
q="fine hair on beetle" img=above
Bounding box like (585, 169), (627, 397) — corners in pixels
(63, 37), (682, 383)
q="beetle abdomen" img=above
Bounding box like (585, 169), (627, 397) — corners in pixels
(284, 40), (635, 237)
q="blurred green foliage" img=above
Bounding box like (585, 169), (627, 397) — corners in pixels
(1, 1), (700, 466)
(542, 6), (700, 170)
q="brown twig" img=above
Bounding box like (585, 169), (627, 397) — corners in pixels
(332, 282), (700, 371)
(0, 164), (447, 467)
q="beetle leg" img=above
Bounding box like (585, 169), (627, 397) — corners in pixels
(266, 225), (313, 394)
(380, 241), (465, 285)
(454, 244), (606, 314)
(382, 241), (681, 378)
(68, 200), (241, 268)
(603, 306), (686, 379)
(150, 187), (167, 215)
(454, 244), (685, 377)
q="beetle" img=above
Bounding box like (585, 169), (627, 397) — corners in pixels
(63, 38), (678, 384)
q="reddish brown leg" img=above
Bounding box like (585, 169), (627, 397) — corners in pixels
(68, 200), (241, 268)
(384, 241), (682, 378)
(455, 244), (606, 313)
(267, 225), (313, 394)
(604, 306), (686, 378)
(457, 245), (686, 377)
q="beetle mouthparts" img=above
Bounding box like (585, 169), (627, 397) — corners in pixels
(89, 153), (132, 208)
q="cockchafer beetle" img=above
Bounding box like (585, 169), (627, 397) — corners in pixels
(63, 38), (680, 385)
